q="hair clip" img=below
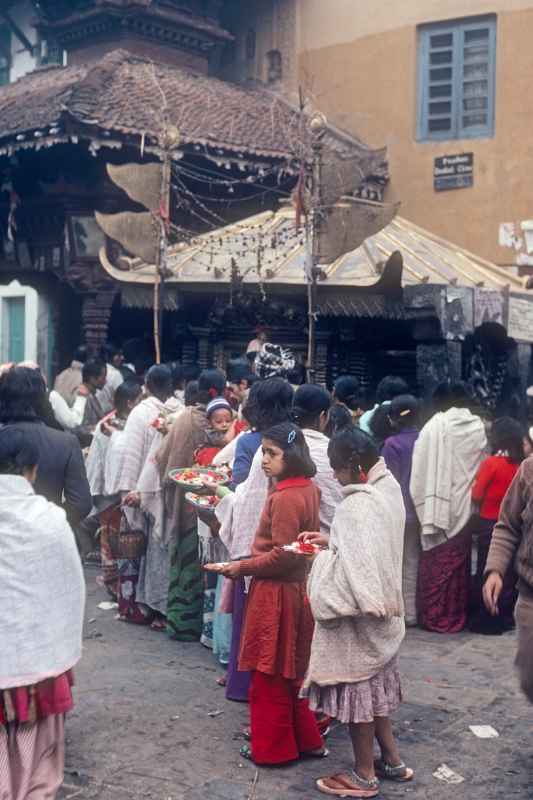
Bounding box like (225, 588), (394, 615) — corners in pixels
(287, 429), (296, 444)
(399, 409), (411, 417)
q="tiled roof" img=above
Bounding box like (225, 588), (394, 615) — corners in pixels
(0, 50), (386, 170)
(100, 205), (528, 293)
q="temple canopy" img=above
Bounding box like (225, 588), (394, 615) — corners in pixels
(99, 204), (529, 294)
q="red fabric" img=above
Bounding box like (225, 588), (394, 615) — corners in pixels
(234, 420), (248, 435)
(249, 671), (322, 764)
(0, 672), (74, 726)
(99, 505), (119, 596)
(275, 477), (312, 491)
(240, 579), (315, 680)
(194, 446), (221, 467)
(236, 482), (321, 581)
(472, 455), (519, 520)
(237, 482), (320, 680)
(417, 525), (471, 633)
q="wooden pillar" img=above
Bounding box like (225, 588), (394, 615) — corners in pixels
(81, 291), (116, 356)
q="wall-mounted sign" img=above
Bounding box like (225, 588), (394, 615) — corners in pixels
(434, 153), (473, 192)
(508, 295), (533, 342)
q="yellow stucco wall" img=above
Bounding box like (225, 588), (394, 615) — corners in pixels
(298, 3), (533, 265)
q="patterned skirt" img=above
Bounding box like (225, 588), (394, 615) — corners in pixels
(303, 657), (402, 724)
(166, 522), (203, 641)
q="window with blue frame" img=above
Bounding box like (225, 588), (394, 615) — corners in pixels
(417, 16), (496, 141)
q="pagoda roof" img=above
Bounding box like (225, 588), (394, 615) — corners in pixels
(0, 49), (387, 174)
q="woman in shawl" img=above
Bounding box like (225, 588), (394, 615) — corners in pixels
(0, 428), (85, 800)
(410, 382), (487, 633)
(117, 365), (174, 625)
(215, 378), (294, 701)
(301, 427), (412, 798)
(156, 369), (226, 641)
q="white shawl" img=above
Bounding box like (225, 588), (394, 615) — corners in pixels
(410, 407), (486, 550)
(0, 476), (85, 689)
(117, 396), (166, 493)
(308, 460), (405, 622)
(304, 461), (405, 686)
(216, 445), (268, 560)
(303, 428), (343, 535)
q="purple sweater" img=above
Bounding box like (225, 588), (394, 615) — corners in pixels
(381, 429), (419, 524)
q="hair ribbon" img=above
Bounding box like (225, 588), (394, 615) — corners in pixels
(287, 429), (297, 444)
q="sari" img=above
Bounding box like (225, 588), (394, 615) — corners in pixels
(156, 405), (209, 641)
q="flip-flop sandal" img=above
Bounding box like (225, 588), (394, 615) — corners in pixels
(150, 619), (167, 632)
(242, 727), (251, 741)
(301, 747), (330, 759)
(317, 772), (379, 798)
(216, 676), (227, 687)
(374, 759), (414, 782)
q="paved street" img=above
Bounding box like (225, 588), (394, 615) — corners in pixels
(59, 567), (532, 800)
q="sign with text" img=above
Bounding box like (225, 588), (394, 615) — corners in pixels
(508, 295), (533, 342)
(434, 153), (474, 191)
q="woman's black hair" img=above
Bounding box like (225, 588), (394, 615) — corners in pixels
(433, 380), (473, 413)
(184, 380), (199, 406)
(375, 375), (409, 405)
(167, 361), (184, 391)
(247, 377), (294, 432)
(389, 394), (420, 430)
(197, 369), (226, 405)
(490, 416), (525, 463)
(82, 358), (106, 385)
(333, 375), (360, 411)
(114, 380), (142, 414)
(328, 426), (379, 475)
(145, 364), (173, 402)
(100, 342), (122, 363)
(0, 366), (45, 423)
(0, 428), (39, 475)
(293, 384), (332, 430)
(262, 422), (316, 479)
(326, 404), (353, 436)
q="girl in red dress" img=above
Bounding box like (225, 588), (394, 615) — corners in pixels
(207, 422), (325, 765)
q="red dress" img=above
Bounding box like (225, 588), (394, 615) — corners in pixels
(236, 478), (323, 764)
(0, 671), (74, 725)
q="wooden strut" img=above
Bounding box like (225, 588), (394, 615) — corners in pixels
(307, 128), (324, 382)
(154, 153), (172, 364)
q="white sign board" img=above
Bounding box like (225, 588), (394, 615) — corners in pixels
(508, 296), (533, 342)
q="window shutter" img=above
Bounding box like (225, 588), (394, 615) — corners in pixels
(458, 21), (496, 137)
(418, 16), (496, 141)
(425, 27), (457, 137)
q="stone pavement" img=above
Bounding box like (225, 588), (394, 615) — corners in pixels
(59, 568), (533, 800)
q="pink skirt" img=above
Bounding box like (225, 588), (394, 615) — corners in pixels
(0, 715), (65, 800)
(303, 657), (402, 724)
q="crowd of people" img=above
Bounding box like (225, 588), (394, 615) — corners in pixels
(1, 336), (533, 799)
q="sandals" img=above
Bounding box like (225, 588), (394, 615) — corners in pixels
(317, 772), (379, 798)
(301, 746), (329, 759)
(239, 743), (328, 762)
(150, 618), (166, 632)
(374, 759), (414, 782)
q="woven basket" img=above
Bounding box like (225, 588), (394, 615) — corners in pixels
(109, 520), (146, 559)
